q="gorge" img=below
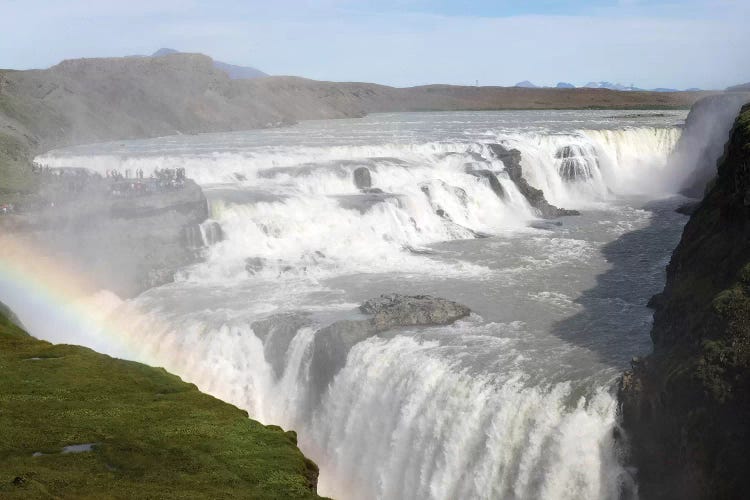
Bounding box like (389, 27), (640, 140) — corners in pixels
(2, 52), (750, 499)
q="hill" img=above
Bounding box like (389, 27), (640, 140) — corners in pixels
(727, 82), (750, 92)
(152, 48), (268, 79)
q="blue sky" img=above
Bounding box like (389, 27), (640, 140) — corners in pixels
(1, 0), (748, 89)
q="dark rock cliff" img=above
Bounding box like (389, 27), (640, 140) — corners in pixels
(619, 104), (750, 499)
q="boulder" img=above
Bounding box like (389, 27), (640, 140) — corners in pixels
(353, 166), (372, 189)
(359, 294), (471, 331)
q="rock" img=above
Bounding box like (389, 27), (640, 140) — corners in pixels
(675, 201), (699, 216)
(420, 180), (469, 220)
(487, 143), (580, 218)
(465, 169), (506, 199)
(251, 312), (311, 378)
(353, 167), (372, 189)
(334, 192), (401, 213)
(359, 293), (471, 331)
(245, 257), (266, 275)
(554, 145), (595, 181)
(309, 294), (471, 395)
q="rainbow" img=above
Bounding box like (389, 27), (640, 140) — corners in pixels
(0, 234), (151, 361)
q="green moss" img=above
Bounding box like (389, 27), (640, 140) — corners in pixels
(0, 308), (325, 499)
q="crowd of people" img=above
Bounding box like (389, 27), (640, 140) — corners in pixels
(5, 163), (192, 211)
(107, 167), (187, 197)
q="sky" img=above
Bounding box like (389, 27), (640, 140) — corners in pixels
(1, 0), (748, 89)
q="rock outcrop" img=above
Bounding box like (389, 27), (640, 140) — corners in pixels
(310, 294), (470, 394)
(488, 144), (580, 217)
(619, 104), (750, 499)
(353, 166), (372, 189)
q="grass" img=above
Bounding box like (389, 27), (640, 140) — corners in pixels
(0, 306), (324, 499)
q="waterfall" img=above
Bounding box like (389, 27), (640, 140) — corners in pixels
(33, 115), (687, 500)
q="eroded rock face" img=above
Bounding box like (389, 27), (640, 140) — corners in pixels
(353, 166), (372, 189)
(310, 294), (470, 395)
(487, 144), (579, 218)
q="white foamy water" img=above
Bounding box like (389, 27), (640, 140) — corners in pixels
(34, 110), (693, 499)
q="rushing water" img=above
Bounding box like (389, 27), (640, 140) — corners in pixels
(39, 110), (691, 499)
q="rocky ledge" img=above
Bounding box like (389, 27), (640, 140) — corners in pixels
(488, 144), (580, 218)
(1, 179), (210, 297)
(310, 294), (470, 394)
(619, 104), (750, 499)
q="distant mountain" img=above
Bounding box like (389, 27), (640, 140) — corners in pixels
(555, 82), (575, 89)
(583, 81), (642, 91)
(685, 88), (703, 92)
(514, 80), (538, 88)
(152, 48), (179, 57)
(152, 48), (267, 79)
(652, 88), (679, 93)
(727, 82), (750, 91)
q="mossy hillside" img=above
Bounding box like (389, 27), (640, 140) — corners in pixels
(0, 307), (324, 499)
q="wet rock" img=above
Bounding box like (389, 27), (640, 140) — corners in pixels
(353, 166), (372, 189)
(420, 180), (469, 220)
(310, 294), (471, 395)
(555, 145), (595, 182)
(487, 143), (580, 218)
(252, 312), (311, 378)
(360, 294), (471, 331)
(245, 257), (266, 275)
(334, 192), (401, 214)
(465, 169), (506, 199)
(675, 201), (699, 216)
